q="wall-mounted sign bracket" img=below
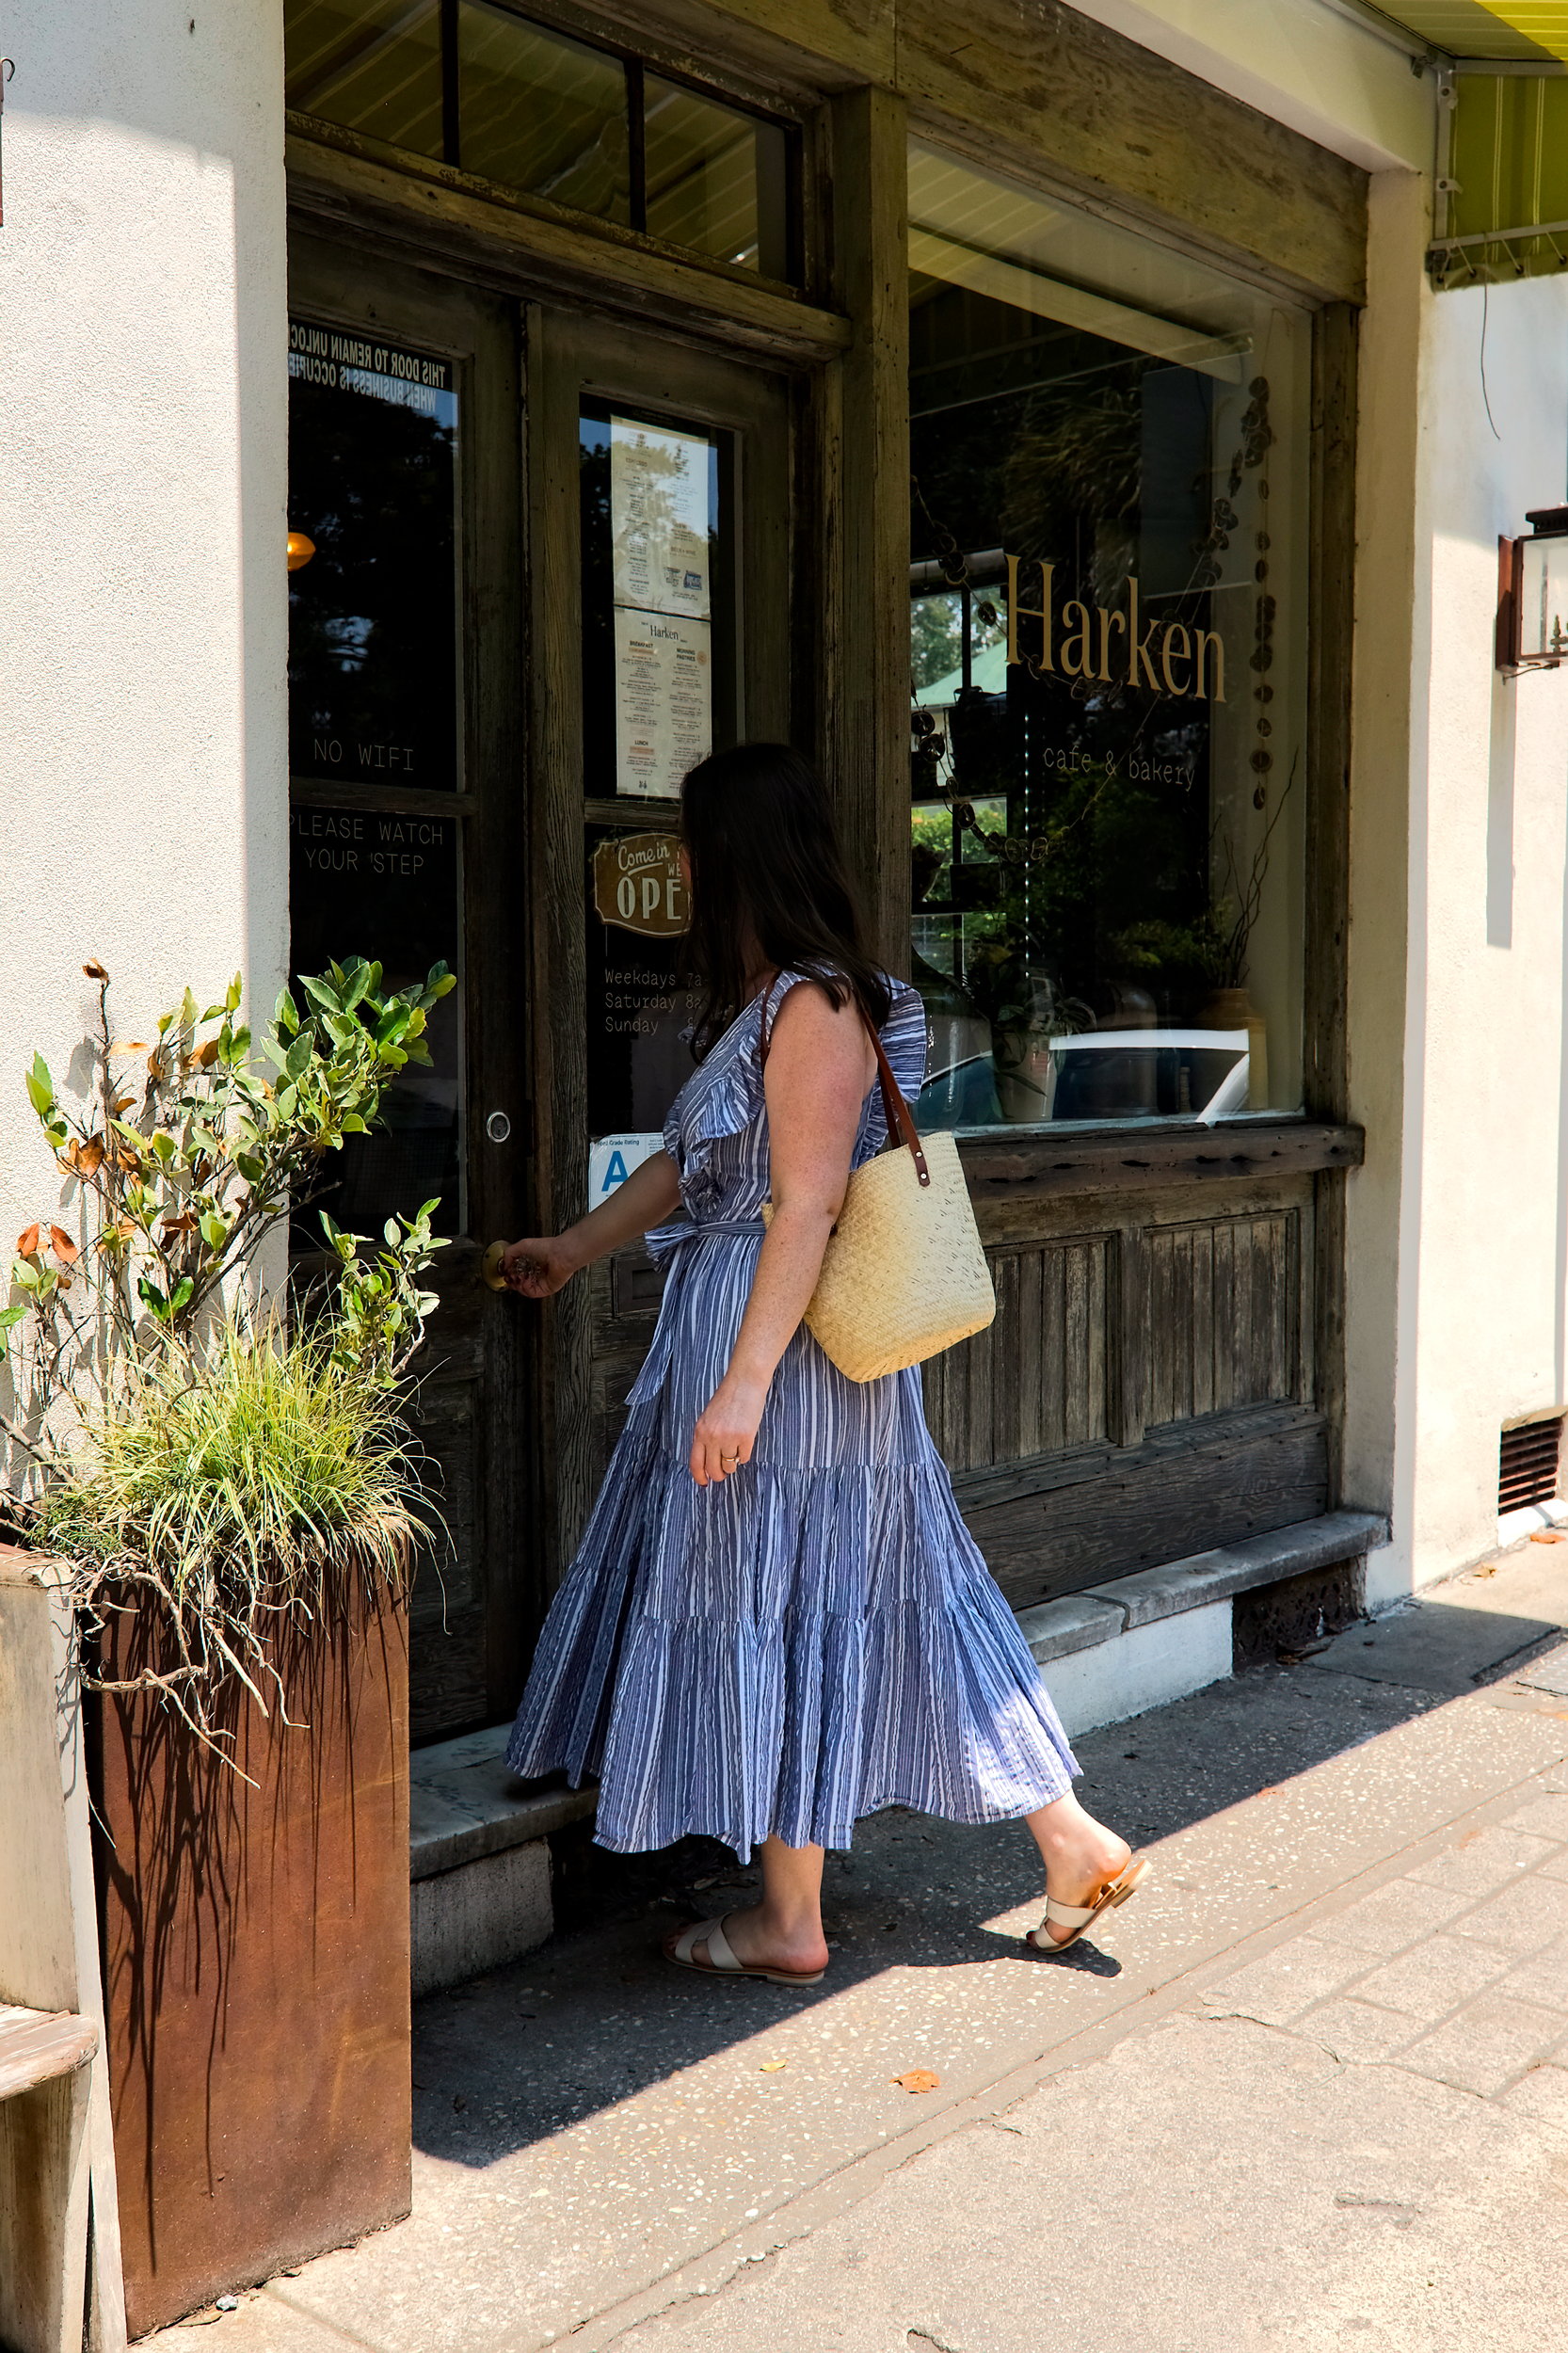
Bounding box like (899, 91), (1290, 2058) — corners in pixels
(1430, 217), (1568, 286)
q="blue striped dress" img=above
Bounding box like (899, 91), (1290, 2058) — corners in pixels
(506, 969), (1080, 1858)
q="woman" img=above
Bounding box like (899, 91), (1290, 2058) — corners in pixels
(503, 744), (1144, 1983)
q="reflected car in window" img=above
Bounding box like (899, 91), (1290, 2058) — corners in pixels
(917, 1028), (1249, 1131)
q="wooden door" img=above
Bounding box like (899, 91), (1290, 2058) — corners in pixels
(286, 229), (532, 1742)
(520, 310), (794, 1585)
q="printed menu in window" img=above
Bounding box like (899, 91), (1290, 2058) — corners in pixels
(614, 610), (712, 800)
(610, 416), (713, 796)
(610, 419), (712, 620)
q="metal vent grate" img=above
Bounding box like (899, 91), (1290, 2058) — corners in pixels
(1498, 1417), (1564, 1514)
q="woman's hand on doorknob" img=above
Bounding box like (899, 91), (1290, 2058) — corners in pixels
(493, 1153), (680, 1299)
(501, 1237), (575, 1298)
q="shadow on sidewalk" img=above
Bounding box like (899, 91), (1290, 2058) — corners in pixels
(408, 1613), (1543, 2171)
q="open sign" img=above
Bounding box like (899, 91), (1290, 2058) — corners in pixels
(591, 832), (689, 937)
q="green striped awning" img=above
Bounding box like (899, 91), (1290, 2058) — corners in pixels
(1362, 9), (1568, 281)
(1432, 72), (1568, 284)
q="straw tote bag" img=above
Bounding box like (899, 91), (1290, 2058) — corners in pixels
(760, 983), (996, 1384)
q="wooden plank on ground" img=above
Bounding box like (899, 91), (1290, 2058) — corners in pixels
(0, 2008), (96, 2102)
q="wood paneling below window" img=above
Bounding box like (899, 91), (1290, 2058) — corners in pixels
(572, 1138), (1352, 1613)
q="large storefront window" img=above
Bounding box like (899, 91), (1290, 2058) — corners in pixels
(908, 142), (1309, 1132)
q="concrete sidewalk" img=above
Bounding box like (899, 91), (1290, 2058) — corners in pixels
(151, 1545), (1568, 2353)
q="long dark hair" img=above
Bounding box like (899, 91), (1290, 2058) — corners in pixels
(680, 743), (891, 1060)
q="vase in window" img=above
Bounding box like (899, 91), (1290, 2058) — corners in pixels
(991, 973), (1062, 1124)
(912, 951), (1000, 1128)
(1199, 984), (1270, 1111)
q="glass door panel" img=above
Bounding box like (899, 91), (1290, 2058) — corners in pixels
(578, 393), (738, 1192)
(287, 320), (468, 1238)
(287, 232), (529, 1739)
(528, 309), (790, 1558)
(289, 802), (464, 1234)
(287, 324), (461, 792)
(579, 402), (737, 802)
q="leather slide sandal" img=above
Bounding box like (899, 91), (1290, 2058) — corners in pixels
(664, 1913), (825, 1988)
(1026, 1856), (1149, 1956)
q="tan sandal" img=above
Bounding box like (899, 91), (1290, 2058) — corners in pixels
(664, 1913), (825, 1988)
(1026, 1857), (1149, 1956)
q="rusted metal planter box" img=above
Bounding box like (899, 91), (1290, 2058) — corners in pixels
(92, 1590), (410, 2337)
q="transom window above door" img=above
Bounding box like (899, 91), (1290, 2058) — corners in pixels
(284, 0), (796, 280)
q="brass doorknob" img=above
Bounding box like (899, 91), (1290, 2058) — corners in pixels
(481, 1241), (509, 1292)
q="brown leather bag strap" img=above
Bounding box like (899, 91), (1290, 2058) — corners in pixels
(758, 974), (931, 1190)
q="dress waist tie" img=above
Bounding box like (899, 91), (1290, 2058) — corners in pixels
(643, 1215), (767, 1268)
(626, 1217), (767, 1410)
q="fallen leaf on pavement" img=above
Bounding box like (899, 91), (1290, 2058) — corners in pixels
(891, 2069), (940, 2093)
(1529, 1531), (1565, 1545)
(759, 2059), (788, 2073)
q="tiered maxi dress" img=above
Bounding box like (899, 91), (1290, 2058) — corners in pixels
(507, 970), (1080, 1859)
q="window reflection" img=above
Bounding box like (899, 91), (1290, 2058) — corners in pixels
(287, 323), (459, 792)
(458, 3), (631, 223)
(287, 319), (465, 1240)
(283, 0), (796, 280)
(644, 75), (789, 278)
(283, 0), (443, 158)
(907, 140), (1307, 1133)
(289, 806), (463, 1239)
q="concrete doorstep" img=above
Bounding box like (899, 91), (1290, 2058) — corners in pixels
(144, 1537), (1568, 2353)
(410, 1747), (594, 1999)
(1015, 1507), (1387, 1730)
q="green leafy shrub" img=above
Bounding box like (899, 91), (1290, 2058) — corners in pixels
(1, 955), (456, 1749)
(7, 955), (452, 1371)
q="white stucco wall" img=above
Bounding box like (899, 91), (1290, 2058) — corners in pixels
(1400, 271), (1568, 1583)
(1343, 168), (1426, 1596)
(1345, 186), (1568, 1601)
(0, 2), (287, 1258)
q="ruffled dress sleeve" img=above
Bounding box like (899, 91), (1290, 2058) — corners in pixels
(664, 969), (811, 1222)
